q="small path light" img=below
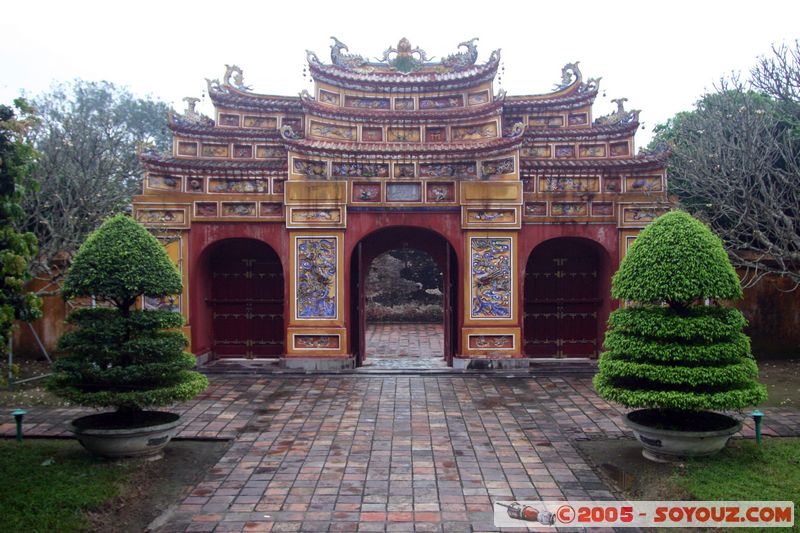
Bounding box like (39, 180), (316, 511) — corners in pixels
(750, 409), (764, 445)
(11, 409), (27, 442)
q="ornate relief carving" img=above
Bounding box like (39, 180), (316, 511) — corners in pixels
(295, 335), (340, 349)
(530, 115), (564, 128)
(330, 37), (369, 69)
(419, 162), (477, 178)
(524, 202), (547, 216)
(626, 176), (663, 192)
(332, 162), (389, 178)
(221, 202), (257, 217)
(177, 142), (198, 156)
(219, 113), (240, 127)
(259, 203), (283, 216)
(610, 142), (630, 156)
(540, 176), (599, 193)
(293, 159), (328, 179)
(387, 127), (421, 142)
(568, 113), (588, 125)
(394, 163), (416, 178)
(318, 90), (340, 105)
(551, 202), (588, 216)
(195, 202), (218, 217)
(344, 95), (390, 109)
(419, 95), (464, 109)
(233, 144), (253, 158)
(296, 237), (337, 319)
(452, 122), (497, 141)
(522, 145), (551, 158)
(591, 202), (614, 216)
(310, 121), (356, 140)
(595, 98), (640, 126)
(468, 335), (513, 349)
(470, 237), (512, 319)
(426, 183), (454, 202)
(291, 209), (342, 223)
(362, 127), (383, 142)
(441, 38), (479, 70)
(148, 175), (181, 191)
(603, 177), (621, 193)
(256, 145), (285, 158)
(353, 183), (381, 202)
(468, 91), (490, 105)
(202, 143), (229, 158)
(466, 209), (516, 223)
(386, 183), (421, 202)
(481, 157), (515, 178)
(579, 144), (606, 158)
(243, 116), (277, 129)
(394, 98), (414, 110)
(554, 145), (575, 158)
(209, 178), (268, 194)
(137, 209), (185, 225)
(378, 37), (431, 73)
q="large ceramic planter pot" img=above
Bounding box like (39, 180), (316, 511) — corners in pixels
(71, 411), (181, 459)
(624, 409), (742, 462)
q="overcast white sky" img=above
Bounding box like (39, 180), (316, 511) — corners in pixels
(2, 0), (798, 147)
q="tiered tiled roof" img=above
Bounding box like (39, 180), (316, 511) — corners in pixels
(141, 152), (286, 175)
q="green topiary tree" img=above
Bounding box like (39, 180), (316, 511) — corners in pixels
(48, 214), (208, 414)
(593, 211), (766, 415)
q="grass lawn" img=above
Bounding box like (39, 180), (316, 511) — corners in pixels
(0, 438), (137, 532)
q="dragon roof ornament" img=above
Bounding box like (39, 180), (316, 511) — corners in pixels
(206, 64), (251, 94)
(556, 62), (582, 89)
(174, 97), (214, 126)
(378, 37), (432, 73)
(595, 98), (640, 126)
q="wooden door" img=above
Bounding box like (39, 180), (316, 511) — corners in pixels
(524, 239), (599, 357)
(209, 241), (284, 358)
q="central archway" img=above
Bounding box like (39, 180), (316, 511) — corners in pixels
(350, 227), (457, 368)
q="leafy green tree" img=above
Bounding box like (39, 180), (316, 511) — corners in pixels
(21, 81), (172, 276)
(48, 214), (207, 413)
(652, 41), (800, 288)
(0, 99), (42, 358)
(594, 211), (767, 412)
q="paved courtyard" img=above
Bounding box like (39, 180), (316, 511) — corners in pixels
(363, 323), (447, 370)
(4, 374), (800, 532)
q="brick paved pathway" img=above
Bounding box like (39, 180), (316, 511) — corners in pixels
(363, 323), (447, 370)
(5, 376), (800, 532)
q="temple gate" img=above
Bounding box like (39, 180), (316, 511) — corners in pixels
(133, 37), (668, 369)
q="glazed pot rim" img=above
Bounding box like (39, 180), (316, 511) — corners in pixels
(624, 409), (742, 438)
(71, 411), (181, 436)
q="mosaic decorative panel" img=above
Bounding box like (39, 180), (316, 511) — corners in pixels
(144, 294), (180, 313)
(296, 237), (337, 319)
(259, 203), (283, 217)
(310, 121), (356, 141)
(419, 162), (477, 178)
(540, 176), (599, 193)
(466, 209), (516, 224)
(137, 209), (186, 225)
(551, 202), (588, 216)
(394, 163), (416, 178)
(233, 144), (253, 158)
(425, 127), (446, 142)
(568, 113), (588, 125)
(272, 178), (286, 194)
(419, 95), (463, 109)
(481, 157), (515, 177)
(579, 144), (606, 158)
(503, 117), (525, 136)
(622, 206), (665, 224)
(332, 162), (389, 178)
(291, 208), (342, 224)
(529, 115), (564, 128)
(344, 95), (389, 109)
(353, 183), (381, 202)
(524, 202), (547, 216)
(386, 183), (421, 202)
(318, 90), (340, 105)
(452, 122), (497, 141)
(362, 127), (383, 142)
(468, 334), (513, 349)
(208, 178), (268, 194)
(626, 176), (663, 192)
(293, 159), (328, 179)
(470, 237), (512, 319)
(187, 178), (204, 193)
(426, 182), (454, 202)
(554, 145), (575, 158)
(394, 98), (415, 110)
(604, 177), (621, 193)
(221, 202), (257, 217)
(468, 91), (490, 105)
(522, 145), (551, 158)
(387, 127), (421, 142)
(195, 202), (218, 217)
(294, 335), (340, 349)
(282, 117), (302, 131)
(243, 116), (277, 129)
(219, 113), (240, 127)
(202, 143), (229, 158)
(147, 175), (181, 191)
(610, 142), (630, 156)
(256, 145), (285, 158)
(591, 202), (614, 216)
(522, 178), (535, 192)
(177, 141), (198, 156)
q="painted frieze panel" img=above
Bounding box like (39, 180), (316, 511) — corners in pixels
(419, 95), (463, 109)
(243, 115), (277, 129)
(294, 334), (340, 350)
(551, 202), (588, 216)
(387, 127), (421, 142)
(177, 141), (198, 156)
(202, 143), (229, 158)
(144, 294), (180, 313)
(282, 117), (303, 132)
(187, 178), (204, 193)
(332, 162), (389, 178)
(554, 145), (575, 158)
(394, 98), (415, 110)
(540, 176), (599, 193)
(610, 141), (630, 156)
(529, 115), (564, 128)
(352, 182), (381, 203)
(524, 202), (547, 216)
(603, 176), (621, 193)
(256, 145), (285, 158)
(468, 334), (514, 349)
(464, 208), (518, 226)
(233, 144), (253, 158)
(419, 161), (477, 179)
(468, 91), (490, 105)
(293, 158), (329, 179)
(626, 175), (663, 192)
(425, 127), (446, 142)
(318, 89), (340, 105)
(259, 202), (283, 217)
(219, 113), (240, 127)
(579, 144), (606, 158)
(521, 145), (551, 158)
(221, 202), (257, 217)
(208, 178), (268, 194)
(344, 95), (390, 109)
(621, 206), (667, 225)
(591, 202), (614, 216)
(194, 202), (218, 217)
(426, 182), (454, 203)
(452, 122), (497, 141)
(394, 163), (416, 178)
(290, 208), (342, 225)
(295, 237), (337, 319)
(386, 183), (421, 202)
(362, 127), (383, 142)
(470, 237), (512, 319)
(481, 157), (515, 178)
(310, 120), (356, 141)
(147, 175), (181, 191)
(272, 178), (286, 194)
(568, 113), (589, 126)
(136, 208), (186, 226)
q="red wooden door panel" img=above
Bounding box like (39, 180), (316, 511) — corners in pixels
(524, 239), (599, 358)
(209, 241), (284, 358)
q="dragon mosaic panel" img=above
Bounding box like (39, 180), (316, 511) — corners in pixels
(470, 237), (512, 319)
(295, 237), (337, 319)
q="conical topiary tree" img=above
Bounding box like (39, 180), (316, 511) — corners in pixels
(593, 211), (766, 417)
(48, 214), (208, 415)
